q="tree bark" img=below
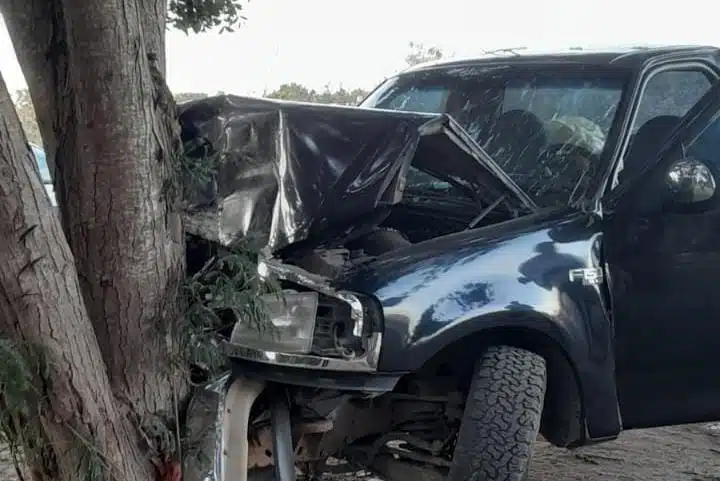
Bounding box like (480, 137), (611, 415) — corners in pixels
(2, 0), (187, 422)
(0, 71), (153, 481)
(60, 0), (186, 419)
(1, 2), (189, 480)
(138, 0), (168, 73)
(0, 0), (68, 169)
(1, 0), (167, 170)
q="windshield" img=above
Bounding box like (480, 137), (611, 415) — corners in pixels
(361, 66), (629, 207)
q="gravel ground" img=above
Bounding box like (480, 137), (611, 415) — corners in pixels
(0, 424), (718, 480)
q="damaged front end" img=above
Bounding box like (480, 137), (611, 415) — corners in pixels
(179, 94), (534, 254)
(226, 257), (384, 373)
(178, 95), (536, 481)
(179, 94), (534, 370)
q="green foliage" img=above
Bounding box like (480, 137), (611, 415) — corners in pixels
(161, 131), (222, 209)
(175, 92), (210, 104)
(0, 340), (46, 478)
(139, 412), (179, 458)
(171, 145), (217, 204)
(169, 0), (247, 33)
(0, 340), (35, 419)
(167, 110), (278, 383)
(77, 444), (106, 481)
(179, 238), (278, 381)
(265, 83), (369, 106)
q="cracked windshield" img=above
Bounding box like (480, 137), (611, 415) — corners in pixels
(362, 69), (626, 207)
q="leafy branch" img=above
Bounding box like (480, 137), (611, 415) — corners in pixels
(169, 0), (247, 34)
(177, 236), (278, 382)
(0, 340), (49, 481)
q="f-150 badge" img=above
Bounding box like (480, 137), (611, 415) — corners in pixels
(568, 267), (604, 286)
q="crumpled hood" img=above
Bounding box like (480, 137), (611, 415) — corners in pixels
(178, 95), (536, 253)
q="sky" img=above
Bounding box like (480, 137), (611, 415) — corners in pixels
(2, 0), (720, 96)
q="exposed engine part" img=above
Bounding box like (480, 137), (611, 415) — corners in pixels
(226, 375), (467, 480)
(248, 422), (332, 470)
(290, 227), (412, 280)
(385, 377), (465, 445)
(312, 294), (362, 358)
(291, 248), (351, 278)
(367, 432), (451, 467)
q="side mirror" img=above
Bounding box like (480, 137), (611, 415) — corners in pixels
(665, 158), (716, 204)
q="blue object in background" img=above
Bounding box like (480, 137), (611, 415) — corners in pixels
(30, 144), (57, 206)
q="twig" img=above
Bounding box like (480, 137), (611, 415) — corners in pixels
(65, 422), (122, 481)
(172, 379), (182, 469)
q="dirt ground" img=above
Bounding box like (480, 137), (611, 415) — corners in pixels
(529, 423), (720, 480)
(0, 424), (718, 480)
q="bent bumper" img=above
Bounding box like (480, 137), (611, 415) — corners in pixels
(221, 335), (399, 393)
(227, 355), (403, 393)
(222, 330), (382, 373)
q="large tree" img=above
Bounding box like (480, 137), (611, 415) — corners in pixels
(0, 1), (245, 480)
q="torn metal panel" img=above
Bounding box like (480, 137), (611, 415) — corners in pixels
(178, 95), (534, 254)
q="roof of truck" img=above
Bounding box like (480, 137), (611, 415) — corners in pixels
(402, 45), (720, 74)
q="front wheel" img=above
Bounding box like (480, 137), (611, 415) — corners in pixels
(449, 345), (547, 481)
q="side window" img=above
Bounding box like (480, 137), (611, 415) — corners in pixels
(616, 68), (714, 187)
(685, 113), (720, 170)
(385, 87), (448, 113)
(633, 69), (713, 132)
(657, 110), (720, 208)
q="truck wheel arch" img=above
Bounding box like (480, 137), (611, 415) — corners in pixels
(417, 323), (586, 448)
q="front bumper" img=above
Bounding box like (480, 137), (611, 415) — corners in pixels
(228, 356), (403, 393)
(222, 334), (382, 373)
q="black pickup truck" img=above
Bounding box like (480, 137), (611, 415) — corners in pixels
(180, 45), (720, 481)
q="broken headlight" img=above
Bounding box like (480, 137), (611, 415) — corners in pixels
(230, 290), (319, 354)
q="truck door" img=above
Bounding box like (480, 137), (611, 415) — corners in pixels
(604, 81), (720, 429)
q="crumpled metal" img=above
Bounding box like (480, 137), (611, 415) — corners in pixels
(178, 95), (534, 254)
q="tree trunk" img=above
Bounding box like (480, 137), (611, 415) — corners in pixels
(0, 0), (190, 476)
(0, 71), (153, 481)
(1, 0), (68, 166)
(1, 0), (187, 420)
(61, 0), (186, 418)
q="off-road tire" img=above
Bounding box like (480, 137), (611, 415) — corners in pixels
(449, 345), (547, 481)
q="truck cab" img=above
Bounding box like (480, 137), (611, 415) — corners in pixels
(357, 45), (720, 433)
